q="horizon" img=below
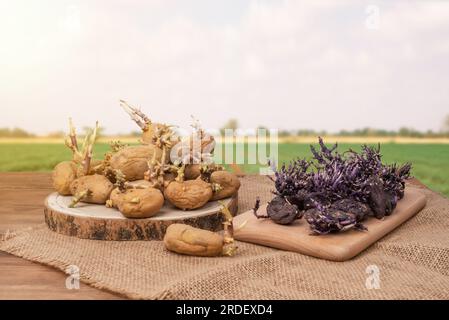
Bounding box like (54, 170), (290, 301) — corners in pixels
(1, 122), (448, 137)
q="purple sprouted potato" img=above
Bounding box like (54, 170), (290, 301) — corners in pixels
(270, 158), (311, 198)
(254, 196), (302, 225)
(266, 196), (303, 225)
(331, 199), (373, 221)
(253, 197), (265, 218)
(366, 177), (388, 218)
(266, 137), (412, 234)
(305, 199), (370, 234)
(305, 207), (367, 235)
(381, 163), (411, 200)
(286, 190), (316, 211)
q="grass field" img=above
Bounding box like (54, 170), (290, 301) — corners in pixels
(0, 142), (447, 197)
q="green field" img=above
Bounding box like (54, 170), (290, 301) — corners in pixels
(0, 142), (448, 197)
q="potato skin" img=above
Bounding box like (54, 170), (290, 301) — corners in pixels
(75, 159), (104, 177)
(127, 179), (153, 189)
(109, 188), (122, 208)
(114, 188), (164, 218)
(52, 161), (77, 195)
(164, 180), (213, 210)
(184, 164), (201, 180)
(164, 224), (223, 257)
(185, 164), (224, 180)
(90, 159), (105, 175)
(142, 128), (153, 144)
(70, 174), (114, 204)
(210, 171), (241, 201)
(109, 145), (163, 181)
(141, 123), (165, 144)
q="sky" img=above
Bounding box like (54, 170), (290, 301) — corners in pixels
(1, 0), (449, 135)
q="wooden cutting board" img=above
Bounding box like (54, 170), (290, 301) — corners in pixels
(234, 187), (426, 261)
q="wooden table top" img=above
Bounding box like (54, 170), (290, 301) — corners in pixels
(0, 173), (123, 300)
(0, 172), (427, 300)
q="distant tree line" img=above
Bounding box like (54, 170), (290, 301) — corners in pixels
(2, 115), (449, 138)
(277, 127), (449, 138)
(0, 128), (35, 138)
(0, 126), (105, 139)
(279, 115), (449, 138)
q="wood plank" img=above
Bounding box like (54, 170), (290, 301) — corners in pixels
(0, 172), (123, 300)
(234, 187), (427, 262)
(0, 172), (53, 190)
(0, 251), (123, 300)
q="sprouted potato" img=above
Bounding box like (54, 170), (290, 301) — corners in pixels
(164, 224), (224, 257)
(164, 179), (213, 210)
(109, 145), (163, 181)
(164, 203), (239, 257)
(210, 171), (241, 201)
(52, 119), (99, 196)
(184, 164), (201, 180)
(254, 138), (412, 234)
(70, 174), (114, 206)
(113, 187), (165, 218)
(52, 161), (77, 195)
(119, 100), (174, 145)
(52, 100), (241, 220)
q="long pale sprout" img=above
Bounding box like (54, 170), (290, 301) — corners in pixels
(119, 99), (151, 131)
(82, 121), (99, 175)
(69, 117), (78, 152)
(64, 118), (100, 175)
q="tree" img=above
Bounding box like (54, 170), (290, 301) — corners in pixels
(83, 126), (104, 141)
(220, 119), (238, 136)
(46, 131), (66, 138)
(279, 130), (292, 137)
(0, 127), (34, 138)
(443, 115), (449, 134)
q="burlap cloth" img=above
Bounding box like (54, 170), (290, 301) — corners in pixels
(1, 175), (449, 300)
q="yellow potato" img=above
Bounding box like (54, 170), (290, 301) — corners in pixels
(114, 188), (164, 218)
(75, 159), (104, 177)
(52, 161), (77, 196)
(184, 164), (201, 180)
(127, 179), (153, 189)
(109, 188), (122, 208)
(164, 179), (212, 210)
(70, 174), (114, 204)
(109, 145), (163, 181)
(164, 224), (224, 257)
(141, 123), (166, 144)
(210, 171), (241, 201)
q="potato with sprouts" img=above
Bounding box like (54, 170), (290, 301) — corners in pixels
(210, 170), (241, 201)
(164, 179), (213, 210)
(50, 100), (241, 221)
(164, 203), (238, 257)
(111, 187), (164, 218)
(52, 119), (99, 196)
(52, 161), (77, 195)
(69, 174), (114, 206)
(119, 100), (177, 146)
(109, 145), (163, 181)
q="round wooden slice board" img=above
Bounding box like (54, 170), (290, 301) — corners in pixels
(44, 192), (238, 241)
